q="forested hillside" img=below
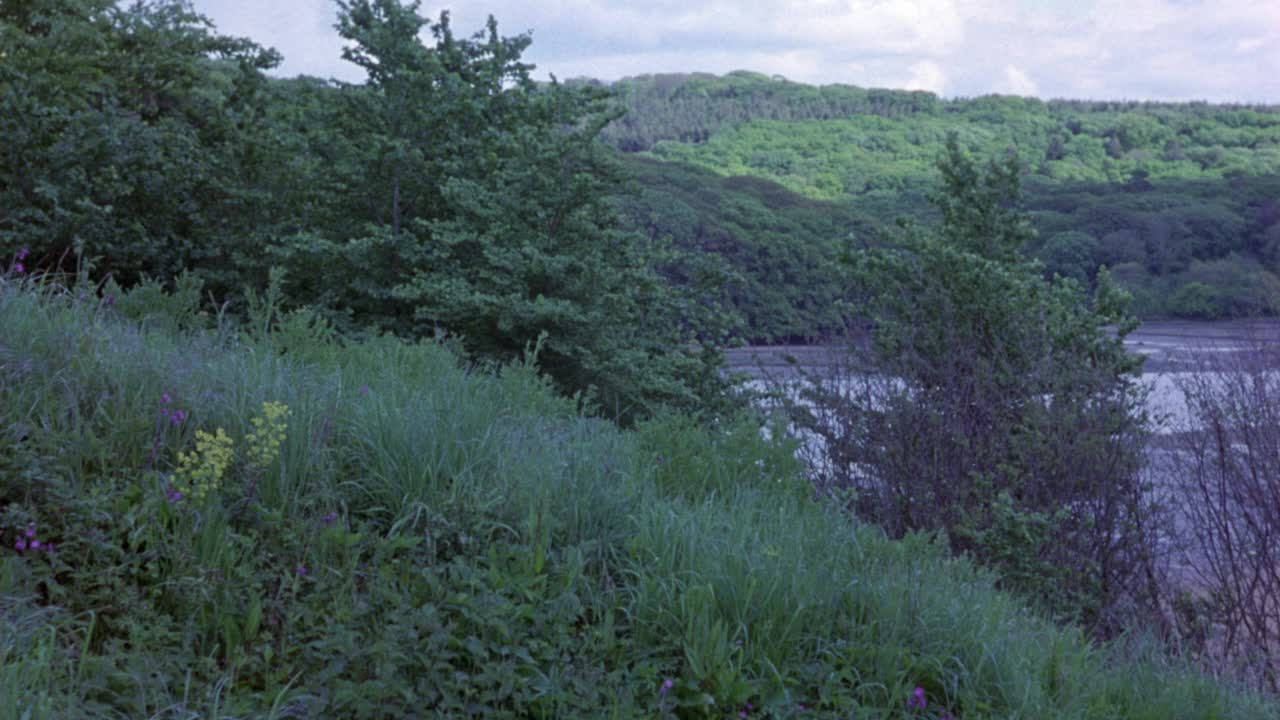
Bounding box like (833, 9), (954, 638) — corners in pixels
(595, 72), (1280, 326)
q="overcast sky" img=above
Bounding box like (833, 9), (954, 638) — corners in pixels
(191, 0), (1279, 103)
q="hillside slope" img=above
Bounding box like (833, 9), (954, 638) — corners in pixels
(2, 276), (1276, 718)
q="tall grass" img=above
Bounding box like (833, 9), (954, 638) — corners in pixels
(0, 275), (1274, 718)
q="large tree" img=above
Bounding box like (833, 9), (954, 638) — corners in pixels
(264, 1), (729, 419)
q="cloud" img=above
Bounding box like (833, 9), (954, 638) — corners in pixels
(190, 0), (1280, 102)
(996, 65), (1037, 96)
(903, 61), (947, 94)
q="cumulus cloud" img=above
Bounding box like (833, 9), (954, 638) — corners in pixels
(996, 65), (1037, 96)
(903, 61), (947, 94)
(192, 0), (1280, 102)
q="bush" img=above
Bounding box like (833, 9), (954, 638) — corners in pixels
(782, 138), (1164, 632)
(1166, 339), (1280, 691)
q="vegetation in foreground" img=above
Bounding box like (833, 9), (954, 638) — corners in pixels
(2, 276), (1276, 719)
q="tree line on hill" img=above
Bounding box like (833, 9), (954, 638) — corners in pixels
(596, 72), (1280, 328)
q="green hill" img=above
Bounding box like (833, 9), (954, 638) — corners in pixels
(596, 72), (1280, 328)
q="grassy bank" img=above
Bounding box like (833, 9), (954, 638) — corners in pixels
(0, 276), (1273, 719)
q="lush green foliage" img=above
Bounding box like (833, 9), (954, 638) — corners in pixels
(611, 156), (878, 343)
(0, 0), (730, 418)
(786, 139), (1159, 632)
(3, 274), (1275, 718)
(0, 0), (280, 283)
(599, 72), (1280, 326)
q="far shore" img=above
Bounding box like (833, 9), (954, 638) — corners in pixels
(725, 319), (1280, 376)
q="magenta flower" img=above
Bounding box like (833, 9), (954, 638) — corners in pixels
(908, 687), (927, 710)
(14, 522), (48, 553)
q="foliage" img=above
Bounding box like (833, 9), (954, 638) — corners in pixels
(611, 156), (877, 343)
(0, 0), (732, 419)
(0, 0), (280, 285)
(2, 272), (1274, 718)
(781, 139), (1163, 632)
(599, 72), (1280, 325)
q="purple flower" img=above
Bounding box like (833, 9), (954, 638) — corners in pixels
(25, 522), (36, 538)
(908, 687), (927, 710)
(14, 538), (27, 552)
(13, 262), (24, 274)
(29, 539), (41, 550)
(359, 385), (371, 396)
(16, 248), (29, 261)
(322, 511), (338, 526)
(166, 488), (184, 504)
(660, 678), (674, 697)
(297, 564), (309, 576)
(168, 409), (187, 426)
(161, 393), (172, 405)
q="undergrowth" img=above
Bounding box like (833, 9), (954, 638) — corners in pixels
(0, 274), (1274, 718)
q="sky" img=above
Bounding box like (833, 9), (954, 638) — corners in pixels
(191, 0), (1280, 103)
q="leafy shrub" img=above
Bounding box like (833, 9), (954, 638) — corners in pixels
(783, 139), (1163, 632)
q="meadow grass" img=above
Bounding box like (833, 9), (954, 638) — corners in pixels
(0, 275), (1274, 719)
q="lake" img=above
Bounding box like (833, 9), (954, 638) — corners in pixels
(725, 320), (1280, 433)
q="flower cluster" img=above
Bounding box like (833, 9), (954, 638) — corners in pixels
(172, 428), (235, 502)
(246, 400), (291, 469)
(908, 687), (927, 710)
(159, 392), (188, 426)
(13, 247), (29, 275)
(13, 522), (52, 553)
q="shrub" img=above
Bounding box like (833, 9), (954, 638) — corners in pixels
(1166, 338), (1280, 691)
(782, 138), (1164, 632)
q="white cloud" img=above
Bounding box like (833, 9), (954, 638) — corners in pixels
(903, 60), (947, 94)
(189, 0), (1280, 102)
(996, 65), (1037, 96)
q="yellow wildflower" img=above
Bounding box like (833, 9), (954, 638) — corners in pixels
(246, 401), (291, 470)
(173, 427), (235, 501)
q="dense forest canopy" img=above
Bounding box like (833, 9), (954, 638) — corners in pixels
(593, 71), (1280, 328)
